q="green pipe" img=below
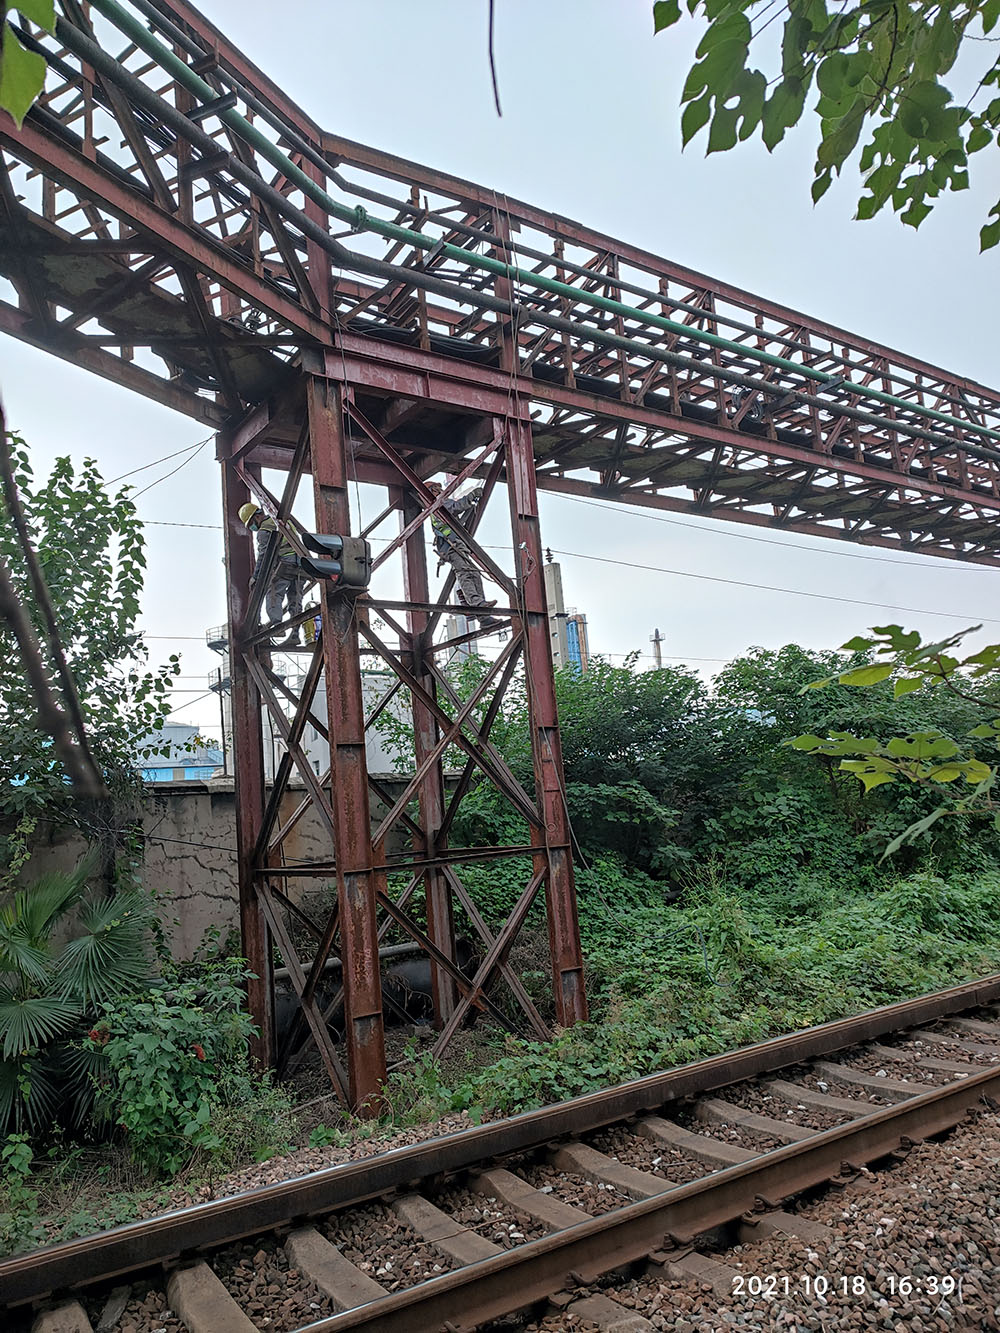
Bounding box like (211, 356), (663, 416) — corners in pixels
(121, 0), (989, 434)
(80, 0), (1000, 450)
(56, 8), (1000, 475)
(117, 0), (987, 434)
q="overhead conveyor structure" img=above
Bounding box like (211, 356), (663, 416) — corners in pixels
(2, 0), (1000, 1108)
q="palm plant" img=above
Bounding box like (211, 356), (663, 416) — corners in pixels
(0, 858), (151, 1135)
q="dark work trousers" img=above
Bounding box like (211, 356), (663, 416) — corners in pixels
(265, 561), (305, 629)
(445, 542), (488, 608)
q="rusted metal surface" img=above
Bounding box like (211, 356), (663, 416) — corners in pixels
(308, 377), (387, 1109)
(6, 0), (1000, 1107)
(506, 416), (587, 1027)
(219, 458), (272, 1070)
(2, 0), (1000, 560)
(3, 975), (997, 1310)
(306, 1065), (1000, 1332)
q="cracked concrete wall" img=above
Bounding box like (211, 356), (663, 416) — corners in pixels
(11, 775), (415, 960)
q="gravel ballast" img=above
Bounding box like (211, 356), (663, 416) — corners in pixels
(514, 1109), (1000, 1332)
(211, 1237), (333, 1331)
(322, 1201), (457, 1292)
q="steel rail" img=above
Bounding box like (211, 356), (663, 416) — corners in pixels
(309, 1064), (1000, 1332)
(2, 972), (998, 1309)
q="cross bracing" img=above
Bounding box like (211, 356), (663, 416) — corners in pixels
(3, 0), (1000, 1109)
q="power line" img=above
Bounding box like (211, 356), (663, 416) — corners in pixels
(553, 493), (999, 573)
(164, 689), (215, 715)
(146, 519), (222, 529)
(547, 547), (1000, 625)
(143, 500), (1000, 579)
(131, 439), (210, 500)
(107, 436), (212, 486)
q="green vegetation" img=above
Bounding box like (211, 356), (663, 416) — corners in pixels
(4, 629), (1000, 1250)
(0, 2), (55, 130)
(374, 637), (1000, 1119)
(0, 435), (180, 821)
(90, 957), (294, 1176)
(654, 0), (1000, 250)
(0, 859), (151, 1137)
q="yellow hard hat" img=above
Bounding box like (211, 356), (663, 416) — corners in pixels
(238, 502), (260, 525)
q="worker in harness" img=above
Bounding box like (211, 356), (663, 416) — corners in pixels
(425, 481), (500, 631)
(239, 502), (308, 646)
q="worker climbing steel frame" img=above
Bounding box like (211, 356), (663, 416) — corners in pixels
(5, 0), (1000, 1106)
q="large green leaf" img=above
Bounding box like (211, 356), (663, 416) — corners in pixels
(3, 861), (92, 944)
(837, 664), (893, 687)
(0, 922), (50, 984)
(0, 21), (46, 128)
(12, 0), (56, 30)
(0, 1051), (62, 1135)
(57, 890), (150, 1006)
(0, 993), (78, 1059)
(653, 0), (681, 31)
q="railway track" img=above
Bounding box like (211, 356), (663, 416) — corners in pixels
(6, 975), (1000, 1333)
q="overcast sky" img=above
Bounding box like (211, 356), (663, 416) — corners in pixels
(3, 0), (999, 738)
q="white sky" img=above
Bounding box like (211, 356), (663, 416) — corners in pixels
(3, 0), (999, 738)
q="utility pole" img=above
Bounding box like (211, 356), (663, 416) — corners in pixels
(650, 627), (664, 669)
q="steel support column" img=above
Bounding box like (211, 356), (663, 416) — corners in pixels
(308, 375), (388, 1108)
(505, 417), (588, 1028)
(398, 486), (457, 1025)
(221, 456), (273, 1069)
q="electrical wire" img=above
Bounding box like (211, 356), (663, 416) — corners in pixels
(164, 689), (215, 715)
(106, 435), (213, 486)
(130, 438), (210, 500)
(146, 519), (222, 529)
(552, 493), (999, 573)
(544, 547), (1000, 625)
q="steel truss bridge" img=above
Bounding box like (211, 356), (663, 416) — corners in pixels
(4, 0), (1000, 1108)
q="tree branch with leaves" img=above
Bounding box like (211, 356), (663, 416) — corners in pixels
(0, 0), (54, 127)
(788, 623), (1000, 855)
(655, 0), (1000, 249)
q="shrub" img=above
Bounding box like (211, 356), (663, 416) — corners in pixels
(0, 859), (152, 1137)
(90, 957), (291, 1176)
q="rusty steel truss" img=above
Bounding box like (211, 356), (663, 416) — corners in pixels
(4, 0), (1000, 1105)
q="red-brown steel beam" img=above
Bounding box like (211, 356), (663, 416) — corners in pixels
(307, 374), (387, 1109)
(0, 118), (330, 347)
(220, 455), (272, 1070)
(0, 298), (223, 425)
(505, 416), (588, 1028)
(396, 485), (457, 1025)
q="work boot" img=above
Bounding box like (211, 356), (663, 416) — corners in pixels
(478, 616), (502, 632)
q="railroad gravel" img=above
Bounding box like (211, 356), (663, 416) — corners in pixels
(322, 1201), (457, 1291)
(896, 1033), (996, 1064)
(515, 1108), (1000, 1332)
(674, 1105), (787, 1154)
(211, 1237), (333, 1330)
(944, 1021), (1000, 1045)
(432, 1185), (549, 1246)
(724, 1079), (846, 1132)
(801, 1070), (893, 1105)
(518, 1162), (627, 1215)
(83, 1280), (185, 1333)
(163, 1110), (480, 1212)
(587, 1125), (703, 1182)
(847, 1046), (953, 1087)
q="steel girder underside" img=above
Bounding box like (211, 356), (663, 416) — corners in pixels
(3, 1), (1000, 1105)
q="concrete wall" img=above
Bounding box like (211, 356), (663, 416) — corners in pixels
(11, 775), (415, 960)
